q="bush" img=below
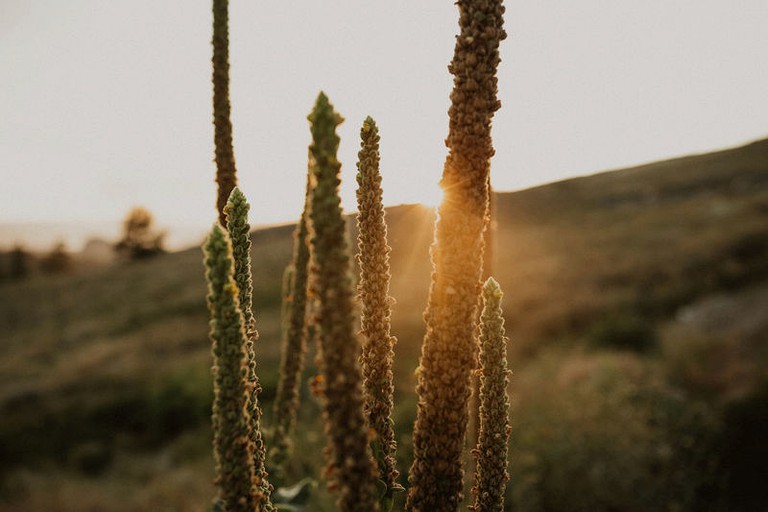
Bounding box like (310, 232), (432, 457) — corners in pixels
(144, 369), (213, 444)
(662, 326), (756, 400)
(40, 242), (72, 274)
(587, 313), (657, 352)
(8, 245), (31, 280)
(115, 207), (165, 260)
(0, 369), (213, 472)
(509, 351), (719, 512)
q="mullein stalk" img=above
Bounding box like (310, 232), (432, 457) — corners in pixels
(224, 188), (274, 510)
(483, 183), (496, 281)
(466, 181), (496, 503)
(279, 264), (295, 337)
(407, 0), (506, 510)
(470, 277), (511, 512)
(204, 225), (271, 512)
(355, 117), (402, 511)
(306, 92), (379, 512)
(212, 0), (238, 225)
(270, 173), (313, 483)
(224, 188), (256, 338)
(280, 263), (296, 329)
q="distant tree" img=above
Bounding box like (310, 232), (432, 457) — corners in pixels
(9, 244), (31, 280)
(40, 241), (72, 274)
(115, 207), (166, 260)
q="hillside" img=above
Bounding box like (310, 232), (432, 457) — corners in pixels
(1, 138), (767, 511)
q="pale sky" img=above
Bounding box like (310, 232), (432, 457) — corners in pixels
(2, 1), (767, 249)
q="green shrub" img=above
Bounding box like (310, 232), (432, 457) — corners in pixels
(0, 369), (213, 474)
(587, 313), (657, 352)
(509, 351), (719, 512)
(145, 370), (213, 443)
(662, 326), (755, 400)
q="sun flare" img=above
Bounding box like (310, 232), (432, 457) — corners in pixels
(417, 183), (445, 209)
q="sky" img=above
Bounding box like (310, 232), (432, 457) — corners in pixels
(1, 1), (767, 249)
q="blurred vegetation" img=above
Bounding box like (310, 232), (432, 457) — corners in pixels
(717, 380), (768, 512)
(115, 207), (166, 260)
(509, 350), (721, 512)
(5, 245), (31, 281)
(0, 139), (767, 510)
(586, 313), (658, 353)
(39, 242), (72, 275)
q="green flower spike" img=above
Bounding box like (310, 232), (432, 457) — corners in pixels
(224, 188), (275, 510)
(204, 224), (274, 512)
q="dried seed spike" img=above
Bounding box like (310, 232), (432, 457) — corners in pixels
(306, 92), (380, 512)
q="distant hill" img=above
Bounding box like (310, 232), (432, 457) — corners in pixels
(492, 137), (768, 348)
(1, 138), (766, 510)
(3, 135), (766, 399)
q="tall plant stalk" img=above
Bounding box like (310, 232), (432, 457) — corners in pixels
(470, 277), (511, 512)
(466, 181), (496, 500)
(204, 225), (273, 512)
(407, 0), (506, 510)
(355, 117), (401, 510)
(306, 93), (379, 512)
(224, 188), (274, 509)
(270, 173), (313, 482)
(212, 0), (238, 225)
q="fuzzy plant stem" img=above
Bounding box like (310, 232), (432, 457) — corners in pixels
(280, 264), (295, 329)
(483, 183), (496, 281)
(212, 0), (238, 225)
(466, 181), (497, 501)
(355, 117), (402, 510)
(270, 174), (313, 482)
(470, 277), (511, 512)
(204, 225), (273, 512)
(224, 188), (275, 510)
(406, 1), (506, 511)
(306, 93), (380, 512)
(224, 188), (256, 339)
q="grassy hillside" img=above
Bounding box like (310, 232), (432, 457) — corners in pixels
(1, 139), (767, 511)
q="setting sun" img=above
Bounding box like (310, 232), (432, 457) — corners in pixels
(416, 182), (445, 209)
